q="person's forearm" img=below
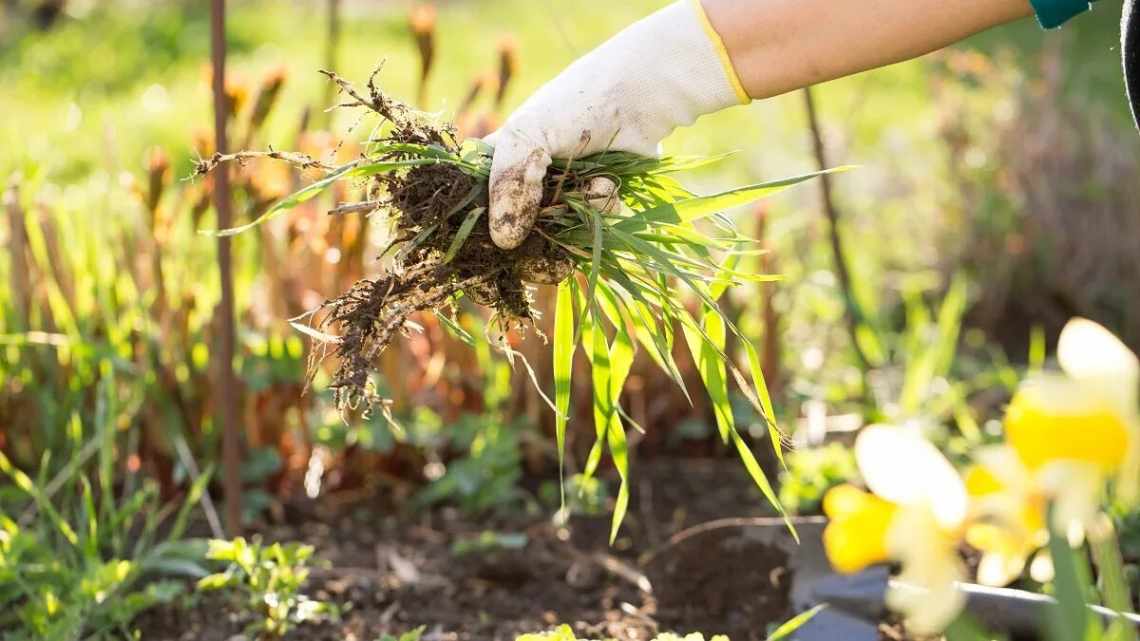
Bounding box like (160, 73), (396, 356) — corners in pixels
(704, 0), (1034, 99)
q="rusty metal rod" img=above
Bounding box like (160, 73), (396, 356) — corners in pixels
(210, 0), (242, 536)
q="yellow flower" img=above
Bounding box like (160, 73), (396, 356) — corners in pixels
(962, 447), (1048, 586)
(1005, 384), (1129, 472)
(822, 484), (896, 574)
(822, 425), (968, 635)
(960, 319), (1139, 588)
(1003, 318), (1140, 528)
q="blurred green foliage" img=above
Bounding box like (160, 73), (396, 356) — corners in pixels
(0, 394), (211, 640)
(778, 442), (858, 515)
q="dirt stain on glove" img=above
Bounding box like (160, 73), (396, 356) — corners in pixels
(489, 147), (549, 249)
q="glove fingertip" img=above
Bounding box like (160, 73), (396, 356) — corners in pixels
(489, 147), (551, 250)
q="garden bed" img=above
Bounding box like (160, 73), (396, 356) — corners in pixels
(137, 459), (832, 641)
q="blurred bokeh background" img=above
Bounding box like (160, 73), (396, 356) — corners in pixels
(1, 1), (1139, 637)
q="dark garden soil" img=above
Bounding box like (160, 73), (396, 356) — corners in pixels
(137, 458), (914, 641)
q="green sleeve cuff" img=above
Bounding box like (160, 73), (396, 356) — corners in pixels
(1029, 0), (1094, 28)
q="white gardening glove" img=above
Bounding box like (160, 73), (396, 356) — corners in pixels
(484, 0), (750, 249)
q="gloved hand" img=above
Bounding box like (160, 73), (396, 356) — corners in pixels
(483, 0), (750, 249)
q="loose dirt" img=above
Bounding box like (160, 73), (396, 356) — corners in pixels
(137, 459), (804, 641)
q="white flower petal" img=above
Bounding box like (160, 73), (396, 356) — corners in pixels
(1037, 461), (1103, 535)
(1058, 318), (1138, 407)
(1029, 549), (1055, 583)
(972, 445), (1033, 491)
(856, 425), (967, 528)
(886, 541), (967, 636)
(976, 550), (1026, 587)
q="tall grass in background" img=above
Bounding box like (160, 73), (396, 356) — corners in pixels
(0, 375), (212, 639)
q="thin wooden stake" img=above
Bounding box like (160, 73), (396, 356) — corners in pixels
(801, 87), (872, 375)
(210, 0), (243, 536)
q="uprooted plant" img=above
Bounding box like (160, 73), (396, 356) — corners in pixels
(196, 65), (841, 537)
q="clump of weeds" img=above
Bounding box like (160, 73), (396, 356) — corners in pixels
(196, 64), (841, 536)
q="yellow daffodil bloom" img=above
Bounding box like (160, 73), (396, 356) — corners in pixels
(962, 447), (1048, 586)
(1003, 318), (1140, 531)
(822, 484), (896, 573)
(959, 319), (1138, 588)
(822, 425), (968, 635)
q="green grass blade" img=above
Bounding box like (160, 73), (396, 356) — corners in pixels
(606, 229), (736, 321)
(0, 450), (78, 547)
(169, 467), (213, 542)
(80, 476), (98, 559)
(434, 308), (476, 347)
(582, 308), (609, 480)
(1090, 530), (1136, 641)
(730, 428), (793, 538)
(899, 275), (967, 414)
(648, 151), (739, 174)
(553, 280), (575, 510)
(599, 267), (690, 401)
(202, 159), (434, 237)
(1029, 325), (1047, 372)
(582, 204), (605, 332)
(395, 222), (440, 264)
(605, 324), (635, 544)
(682, 305), (733, 444)
(1047, 525), (1091, 641)
(709, 249), (742, 301)
(678, 307), (793, 536)
(616, 167), (851, 232)
(442, 206), (485, 263)
(607, 414), (630, 545)
(767, 604), (827, 641)
(608, 322), (636, 406)
(742, 338), (785, 469)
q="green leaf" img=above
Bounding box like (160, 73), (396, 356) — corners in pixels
(580, 203), (606, 338)
(1090, 529), (1136, 641)
(80, 476), (97, 559)
(583, 309), (610, 480)
(683, 305), (733, 444)
(443, 207), (486, 263)
(767, 604), (827, 641)
(204, 537), (242, 562)
(1047, 526), (1091, 641)
(195, 572), (234, 591)
(606, 323), (636, 543)
(679, 307), (792, 537)
(201, 159), (434, 237)
(616, 168), (850, 232)
(742, 339), (784, 469)
(170, 467), (213, 542)
(596, 267), (689, 401)
(607, 413), (630, 546)
(0, 449), (78, 546)
(434, 308), (476, 347)
(708, 245), (743, 301)
(553, 280), (576, 510)
(730, 427), (793, 538)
